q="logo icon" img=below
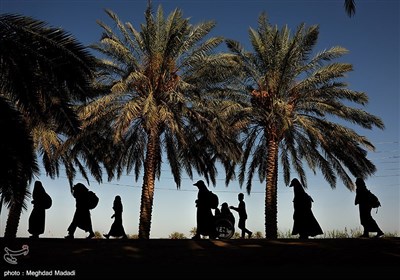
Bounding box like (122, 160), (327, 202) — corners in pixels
(4, 245), (29, 265)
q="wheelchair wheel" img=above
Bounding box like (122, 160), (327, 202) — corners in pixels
(215, 218), (234, 239)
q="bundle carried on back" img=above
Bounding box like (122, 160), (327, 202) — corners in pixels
(207, 191), (219, 209)
(87, 191), (99, 210)
(367, 190), (381, 209)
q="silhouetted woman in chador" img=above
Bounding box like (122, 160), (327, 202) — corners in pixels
(355, 177), (384, 238)
(65, 183), (95, 239)
(104, 195), (127, 239)
(289, 178), (323, 239)
(192, 180), (217, 239)
(28, 181), (52, 238)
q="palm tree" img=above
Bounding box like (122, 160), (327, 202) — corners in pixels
(0, 13), (97, 237)
(0, 13), (98, 167)
(88, 3), (241, 239)
(226, 13), (384, 239)
(0, 97), (38, 229)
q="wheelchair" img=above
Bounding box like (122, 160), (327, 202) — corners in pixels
(214, 217), (235, 239)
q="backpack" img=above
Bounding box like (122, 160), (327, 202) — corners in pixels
(42, 193), (52, 210)
(208, 191), (219, 209)
(87, 191), (99, 210)
(367, 190), (381, 208)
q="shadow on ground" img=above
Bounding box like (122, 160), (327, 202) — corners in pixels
(1, 237), (399, 279)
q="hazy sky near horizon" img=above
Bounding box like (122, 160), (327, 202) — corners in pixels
(0, 0), (399, 239)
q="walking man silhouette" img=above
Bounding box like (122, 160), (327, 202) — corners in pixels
(230, 193), (252, 239)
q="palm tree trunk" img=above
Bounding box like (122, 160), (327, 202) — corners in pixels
(138, 133), (158, 239)
(0, 195), (3, 216)
(4, 188), (27, 238)
(265, 136), (279, 239)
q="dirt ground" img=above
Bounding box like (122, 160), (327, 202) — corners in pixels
(1, 237), (399, 279)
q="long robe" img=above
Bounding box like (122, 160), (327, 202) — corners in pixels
(28, 183), (52, 236)
(195, 189), (216, 236)
(67, 189), (92, 233)
(292, 191), (323, 238)
(355, 187), (382, 233)
(107, 199), (127, 237)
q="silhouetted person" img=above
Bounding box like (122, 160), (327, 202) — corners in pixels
(219, 202), (235, 229)
(28, 181), (52, 238)
(230, 193), (252, 239)
(192, 180), (217, 239)
(104, 195), (127, 239)
(355, 177), (384, 238)
(65, 183), (95, 239)
(289, 178), (323, 239)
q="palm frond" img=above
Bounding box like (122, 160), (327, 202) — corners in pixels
(344, 0), (356, 17)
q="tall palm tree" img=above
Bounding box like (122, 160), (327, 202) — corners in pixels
(0, 13), (97, 237)
(0, 97), (38, 215)
(226, 13), (384, 239)
(0, 96), (38, 238)
(88, 3), (241, 239)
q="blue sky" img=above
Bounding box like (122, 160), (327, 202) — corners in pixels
(0, 0), (399, 239)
